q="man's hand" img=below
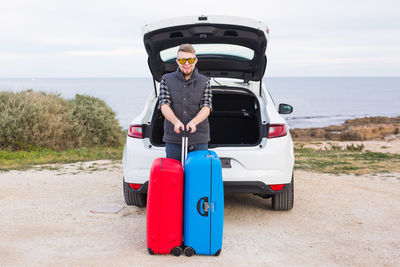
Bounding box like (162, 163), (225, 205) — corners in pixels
(174, 120), (185, 134)
(186, 119), (197, 133)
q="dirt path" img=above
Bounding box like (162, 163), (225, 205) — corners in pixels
(0, 163), (399, 266)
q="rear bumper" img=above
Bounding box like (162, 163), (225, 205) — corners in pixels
(125, 181), (149, 195)
(127, 180), (288, 197)
(223, 181), (289, 196)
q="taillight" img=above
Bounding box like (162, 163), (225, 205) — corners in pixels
(128, 124), (143, 139)
(268, 124), (287, 138)
(270, 184), (285, 191)
(129, 183), (142, 190)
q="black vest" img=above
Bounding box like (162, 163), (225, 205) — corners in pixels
(162, 68), (210, 145)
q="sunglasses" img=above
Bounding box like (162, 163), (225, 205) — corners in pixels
(177, 57), (196, 64)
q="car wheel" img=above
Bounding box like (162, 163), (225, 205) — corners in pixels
(271, 176), (294, 211)
(123, 179), (147, 207)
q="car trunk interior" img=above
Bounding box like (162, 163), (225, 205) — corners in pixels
(150, 87), (262, 147)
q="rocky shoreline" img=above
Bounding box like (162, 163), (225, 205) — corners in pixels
(290, 116), (400, 141)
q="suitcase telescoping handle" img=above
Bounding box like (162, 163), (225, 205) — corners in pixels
(181, 128), (188, 169)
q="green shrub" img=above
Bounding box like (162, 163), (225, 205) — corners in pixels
(0, 91), (123, 150)
(73, 94), (123, 147)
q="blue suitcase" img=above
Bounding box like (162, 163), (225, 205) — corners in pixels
(183, 150), (224, 256)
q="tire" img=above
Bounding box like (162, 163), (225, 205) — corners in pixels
(123, 179), (147, 207)
(271, 176), (294, 211)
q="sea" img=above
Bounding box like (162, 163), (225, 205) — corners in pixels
(1, 77), (399, 129)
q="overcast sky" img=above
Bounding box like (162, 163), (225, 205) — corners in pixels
(1, 0), (399, 77)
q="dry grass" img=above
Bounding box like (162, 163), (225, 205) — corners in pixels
(294, 142), (400, 175)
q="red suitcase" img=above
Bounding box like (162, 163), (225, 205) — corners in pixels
(146, 157), (184, 256)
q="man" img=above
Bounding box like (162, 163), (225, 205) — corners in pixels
(158, 43), (212, 161)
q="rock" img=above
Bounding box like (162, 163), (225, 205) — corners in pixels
(290, 116), (400, 141)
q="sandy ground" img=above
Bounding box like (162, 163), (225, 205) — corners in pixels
(1, 162), (399, 267)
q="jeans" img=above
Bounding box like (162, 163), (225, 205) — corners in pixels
(165, 142), (208, 162)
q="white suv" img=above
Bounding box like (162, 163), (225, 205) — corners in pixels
(123, 15), (294, 210)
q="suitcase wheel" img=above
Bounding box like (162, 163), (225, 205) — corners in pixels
(148, 248), (154, 255)
(170, 246), (183, 257)
(184, 246), (195, 257)
(214, 249), (221, 256)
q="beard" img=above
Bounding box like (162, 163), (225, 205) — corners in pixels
(183, 68), (194, 79)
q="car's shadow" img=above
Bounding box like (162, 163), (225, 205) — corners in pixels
(224, 192), (272, 211)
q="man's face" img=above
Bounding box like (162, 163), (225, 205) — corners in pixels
(176, 51), (198, 76)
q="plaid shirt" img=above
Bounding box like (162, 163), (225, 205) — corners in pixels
(158, 76), (212, 111)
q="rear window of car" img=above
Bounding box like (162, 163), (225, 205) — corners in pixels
(160, 44), (255, 62)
